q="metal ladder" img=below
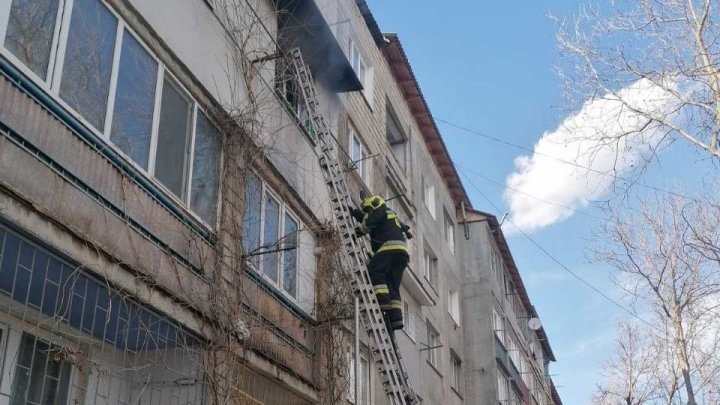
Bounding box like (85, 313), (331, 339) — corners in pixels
(288, 48), (419, 405)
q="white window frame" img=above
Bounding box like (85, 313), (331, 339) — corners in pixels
(402, 299), (415, 342)
(0, 321), (74, 404)
(348, 36), (373, 106)
(250, 176), (302, 301)
(0, 0), (222, 229)
(347, 351), (372, 405)
(349, 125), (369, 186)
(422, 244), (437, 288)
(450, 350), (461, 391)
(422, 176), (436, 219)
(426, 320), (440, 368)
(493, 309), (505, 346)
(444, 210), (455, 252)
(497, 369), (509, 403)
(448, 289), (460, 326)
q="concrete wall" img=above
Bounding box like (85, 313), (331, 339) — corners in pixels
(458, 220), (499, 405)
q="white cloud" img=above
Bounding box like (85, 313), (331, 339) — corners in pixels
(504, 79), (678, 233)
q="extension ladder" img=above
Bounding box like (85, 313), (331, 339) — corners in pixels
(289, 47), (419, 405)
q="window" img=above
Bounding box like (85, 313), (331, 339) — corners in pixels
(422, 176), (436, 219)
(190, 112), (221, 225)
(0, 0), (222, 227)
(347, 352), (372, 405)
(277, 62), (315, 139)
(59, 0), (118, 131)
(426, 320), (440, 367)
(444, 210), (455, 252)
(491, 249), (503, 282)
(508, 333), (522, 372)
(10, 333), (72, 405)
(242, 173), (301, 298)
(359, 356), (371, 405)
(403, 299), (415, 341)
(497, 370), (509, 404)
(448, 289), (460, 326)
(385, 104), (407, 170)
(450, 350), (462, 391)
(349, 125), (369, 184)
(493, 309), (505, 345)
(348, 38), (366, 87)
(3, 0), (61, 81)
(110, 30), (158, 169)
(155, 77), (193, 197)
(422, 244), (438, 288)
(347, 351), (355, 402)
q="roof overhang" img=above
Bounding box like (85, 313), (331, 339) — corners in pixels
(381, 33), (471, 209)
(276, 0), (362, 93)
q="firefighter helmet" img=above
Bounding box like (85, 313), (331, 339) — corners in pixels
(362, 195), (385, 211)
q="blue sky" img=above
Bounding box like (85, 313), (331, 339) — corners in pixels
(364, 1), (701, 403)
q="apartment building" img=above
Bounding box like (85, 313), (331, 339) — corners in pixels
(0, 0), (562, 404)
(459, 211), (563, 405)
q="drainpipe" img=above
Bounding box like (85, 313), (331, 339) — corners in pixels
(460, 200), (470, 240)
(354, 295), (360, 403)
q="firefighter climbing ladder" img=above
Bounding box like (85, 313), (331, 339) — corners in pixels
(289, 47), (419, 405)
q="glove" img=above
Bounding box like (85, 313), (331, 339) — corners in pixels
(349, 207), (364, 221)
(401, 224), (413, 239)
(355, 226), (367, 236)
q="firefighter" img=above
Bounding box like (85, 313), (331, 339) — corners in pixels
(351, 194), (412, 331)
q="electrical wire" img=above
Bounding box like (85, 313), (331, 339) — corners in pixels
(455, 163), (607, 222)
(437, 118), (720, 208)
(457, 169), (663, 333)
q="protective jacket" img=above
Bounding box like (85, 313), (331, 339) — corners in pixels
(352, 196), (410, 254)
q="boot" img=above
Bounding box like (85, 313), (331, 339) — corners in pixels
(388, 308), (404, 331)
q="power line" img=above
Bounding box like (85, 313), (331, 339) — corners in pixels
(458, 171), (663, 333)
(437, 118), (719, 208)
(455, 164), (607, 222)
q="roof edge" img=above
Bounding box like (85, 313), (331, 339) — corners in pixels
(466, 209), (556, 362)
(381, 33), (472, 210)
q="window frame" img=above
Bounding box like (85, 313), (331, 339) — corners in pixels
(450, 350), (462, 391)
(246, 173), (302, 301)
(421, 176), (436, 219)
(349, 124), (369, 185)
(497, 369), (509, 404)
(0, 323), (74, 405)
(0, 0), (222, 230)
(493, 309), (505, 346)
(426, 319), (440, 368)
(347, 350), (372, 405)
(402, 299), (415, 342)
(347, 36), (374, 107)
(422, 243), (438, 288)
(448, 289), (460, 326)
(444, 210), (455, 252)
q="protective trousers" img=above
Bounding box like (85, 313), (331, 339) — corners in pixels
(367, 250), (409, 330)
